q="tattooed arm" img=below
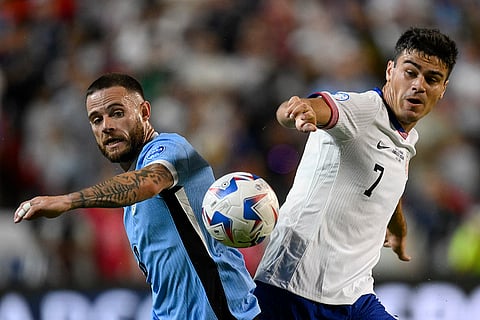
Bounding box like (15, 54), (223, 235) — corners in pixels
(14, 163), (173, 223)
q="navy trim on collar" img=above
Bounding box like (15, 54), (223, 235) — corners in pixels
(373, 87), (407, 135)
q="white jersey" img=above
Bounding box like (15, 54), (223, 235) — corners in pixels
(255, 89), (418, 305)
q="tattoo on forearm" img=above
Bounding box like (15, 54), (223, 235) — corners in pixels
(71, 165), (172, 208)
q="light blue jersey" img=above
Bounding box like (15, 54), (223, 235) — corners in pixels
(123, 133), (260, 320)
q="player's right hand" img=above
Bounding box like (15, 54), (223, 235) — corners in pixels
(14, 196), (70, 223)
(285, 96), (318, 133)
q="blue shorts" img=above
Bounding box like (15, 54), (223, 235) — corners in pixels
(254, 281), (397, 320)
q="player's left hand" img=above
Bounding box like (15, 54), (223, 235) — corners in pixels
(384, 229), (411, 262)
(14, 195), (70, 223)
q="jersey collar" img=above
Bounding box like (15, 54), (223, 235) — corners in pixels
(373, 87), (408, 138)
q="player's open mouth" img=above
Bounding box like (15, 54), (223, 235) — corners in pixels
(406, 98), (423, 106)
(104, 138), (124, 148)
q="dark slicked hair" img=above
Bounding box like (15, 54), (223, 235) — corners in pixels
(86, 73), (145, 99)
(394, 27), (458, 78)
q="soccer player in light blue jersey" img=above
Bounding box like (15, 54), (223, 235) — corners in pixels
(254, 27), (458, 320)
(14, 73), (260, 320)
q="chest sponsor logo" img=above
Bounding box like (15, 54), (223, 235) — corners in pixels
(376, 140), (390, 150)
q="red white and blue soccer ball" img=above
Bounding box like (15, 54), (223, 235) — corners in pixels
(202, 172), (280, 248)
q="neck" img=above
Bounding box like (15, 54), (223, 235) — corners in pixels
(143, 126), (157, 144)
(376, 86), (409, 136)
(380, 85), (394, 110)
(119, 125), (157, 172)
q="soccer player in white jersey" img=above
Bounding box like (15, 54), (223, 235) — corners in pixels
(254, 27), (458, 319)
(13, 73), (260, 320)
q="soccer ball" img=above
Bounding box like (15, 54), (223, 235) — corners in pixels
(202, 172), (279, 248)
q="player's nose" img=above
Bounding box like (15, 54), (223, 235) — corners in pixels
(411, 76), (426, 92)
(101, 116), (115, 132)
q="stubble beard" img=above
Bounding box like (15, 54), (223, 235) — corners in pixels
(98, 122), (146, 164)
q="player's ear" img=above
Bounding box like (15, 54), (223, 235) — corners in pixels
(140, 101), (151, 120)
(385, 60), (395, 82)
(439, 79), (449, 99)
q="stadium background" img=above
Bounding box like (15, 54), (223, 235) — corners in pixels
(0, 0), (479, 319)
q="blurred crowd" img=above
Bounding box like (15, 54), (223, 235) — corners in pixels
(0, 0), (479, 291)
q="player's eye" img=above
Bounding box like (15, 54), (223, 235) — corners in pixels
(91, 116), (102, 125)
(426, 77), (440, 85)
(112, 110), (124, 118)
(405, 69), (416, 78)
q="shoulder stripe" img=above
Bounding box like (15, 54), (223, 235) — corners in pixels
(148, 159), (179, 188)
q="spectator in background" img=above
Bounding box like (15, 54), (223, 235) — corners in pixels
(1, 0), (480, 290)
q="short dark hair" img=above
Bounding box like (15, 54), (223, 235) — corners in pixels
(86, 73), (145, 99)
(394, 27), (458, 78)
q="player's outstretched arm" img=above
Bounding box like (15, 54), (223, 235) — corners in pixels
(276, 96), (331, 132)
(384, 199), (411, 262)
(14, 163), (173, 223)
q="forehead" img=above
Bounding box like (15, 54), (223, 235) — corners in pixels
(87, 86), (129, 105)
(86, 86), (141, 111)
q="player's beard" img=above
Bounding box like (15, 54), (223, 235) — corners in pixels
(98, 122), (146, 164)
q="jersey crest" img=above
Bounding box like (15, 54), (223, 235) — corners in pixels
(332, 92), (350, 101)
(145, 145), (166, 161)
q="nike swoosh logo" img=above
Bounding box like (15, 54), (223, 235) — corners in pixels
(377, 141), (390, 150)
